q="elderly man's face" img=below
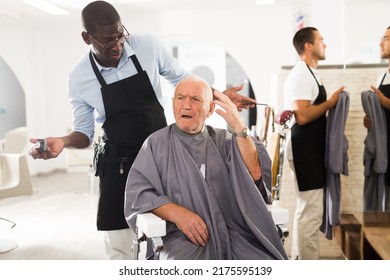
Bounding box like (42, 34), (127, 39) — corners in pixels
(173, 80), (214, 134)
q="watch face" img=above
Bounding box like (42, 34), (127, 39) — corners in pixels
(244, 127), (249, 138)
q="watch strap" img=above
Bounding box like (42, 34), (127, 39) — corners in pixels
(233, 127), (249, 138)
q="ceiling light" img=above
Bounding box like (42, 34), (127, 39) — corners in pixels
(256, 0), (276, 5)
(22, 0), (69, 15)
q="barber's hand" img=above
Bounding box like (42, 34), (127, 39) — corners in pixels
(222, 84), (256, 112)
(371, 85), (386, 105)
(328, 86), (345, 109)
(363, 115), (372, 129)
(213, 90), (246, 133)
(29, 137), (64, 160)
(173, 207), (209, 246)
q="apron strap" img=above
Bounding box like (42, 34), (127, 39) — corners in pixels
(89, 52), (107, 87)
(130, 55), (144, 73)
(89, 52), (144, 87)
(306, 63), (321, 87)
(380, 72), (387, 86)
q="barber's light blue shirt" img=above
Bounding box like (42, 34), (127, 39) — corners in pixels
(68, 34), (189, 144)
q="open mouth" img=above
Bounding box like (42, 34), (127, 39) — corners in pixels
(181, 114), (192, 119)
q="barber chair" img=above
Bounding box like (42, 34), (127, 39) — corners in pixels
(0, 154), (33, 253)
(263, 108), (294, 244)
(133, 207), (290, 260)
(133, 213), (166, 260)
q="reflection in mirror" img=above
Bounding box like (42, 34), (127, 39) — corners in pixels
(0, 57), (27, 139)
(160, 35), (258, 132)
(345, 0), (389, 64)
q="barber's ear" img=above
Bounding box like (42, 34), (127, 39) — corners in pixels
(304, 41), (312, 51)
(82, 31), (92, 45)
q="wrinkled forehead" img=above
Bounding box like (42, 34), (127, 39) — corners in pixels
(175, 82), (200, 94)
(175, 80), (212, 100)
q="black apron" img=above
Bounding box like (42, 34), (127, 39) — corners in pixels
(291, 64), (327, 191)
(89, 52), (167, 230)
(378, 73), (390, 186)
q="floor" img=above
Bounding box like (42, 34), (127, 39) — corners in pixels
(0, 171), (107, 260)
(0, 170), (344, 260)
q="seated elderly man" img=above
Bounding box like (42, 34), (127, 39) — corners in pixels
(124, 75), (287, 260)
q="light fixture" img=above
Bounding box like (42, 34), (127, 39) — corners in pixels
(256, 0), (276, 6)
(22, 0), (69, 15)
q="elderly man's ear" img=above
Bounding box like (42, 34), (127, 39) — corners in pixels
(207, 101), (216, 117)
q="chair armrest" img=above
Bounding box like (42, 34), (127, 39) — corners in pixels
(267, 204), (289, 225)
(136, 213), (166, 239)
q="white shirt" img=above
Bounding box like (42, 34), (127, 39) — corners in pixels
(377, 68), (390, 86)
(283, 61), (324, 160)
(284, 60), (323, 110)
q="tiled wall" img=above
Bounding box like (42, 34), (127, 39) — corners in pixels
(271, 64), (387, 258)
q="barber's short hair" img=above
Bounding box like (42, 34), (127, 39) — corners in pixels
(292, 27), (318, 55)
(81, 1), (121, 34)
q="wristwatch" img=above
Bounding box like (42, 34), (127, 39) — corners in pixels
(233, 127), (249, 138)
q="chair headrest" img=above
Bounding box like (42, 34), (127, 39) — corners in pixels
(275, 110), (293, 126)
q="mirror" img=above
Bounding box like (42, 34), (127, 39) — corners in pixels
(160, 35), (258, 132)
(0, 56), (26, 139)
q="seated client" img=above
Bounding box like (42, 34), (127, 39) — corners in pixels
(124, 75), (287, 260)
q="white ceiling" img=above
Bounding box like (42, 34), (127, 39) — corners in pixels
(0, 0), (309, 20)
(0, 0), (387, 22)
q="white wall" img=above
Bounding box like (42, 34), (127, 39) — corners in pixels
(0, 1), (389, 174)
(159, 7), (296, 105)
(1, 15), (85, 173)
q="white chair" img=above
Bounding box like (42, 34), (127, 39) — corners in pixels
(2, 127), (28, 154)
(0, 154), (33, 199)
(0, 154), (33, 254)
(133, 213), (166, 260)
(65, 126), (103, 194)
(65, 126), (104, 172)
(266, 204), (289, 244)
(133, 207), (289, 260)
(264, 109), (294, 244)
